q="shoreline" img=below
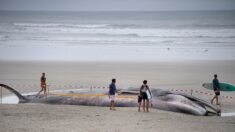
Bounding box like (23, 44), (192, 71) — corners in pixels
(1, 59), (235, 65)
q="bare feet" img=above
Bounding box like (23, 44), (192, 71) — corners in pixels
(110, 108), (116, 110)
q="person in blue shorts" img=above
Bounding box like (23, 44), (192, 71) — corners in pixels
(109, 78), (117, 110)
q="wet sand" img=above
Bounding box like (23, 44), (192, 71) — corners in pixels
(1, 60), (235, 92)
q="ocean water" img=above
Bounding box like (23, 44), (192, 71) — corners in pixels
(0, 11), (235, 61)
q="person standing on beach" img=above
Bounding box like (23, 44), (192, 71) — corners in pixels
(37, 72), (47, 96)
(109, 78), (117, 110)
(138, 89), (143, 112)
(211, 74), (220, 105)
(140, 80), (151, 112)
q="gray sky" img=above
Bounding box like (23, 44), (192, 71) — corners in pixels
(0, 0), (235, 11)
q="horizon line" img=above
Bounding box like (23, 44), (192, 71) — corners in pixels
(1, 9), (235, 12)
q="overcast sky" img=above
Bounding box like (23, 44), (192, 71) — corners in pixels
(0, 0), (235, 11)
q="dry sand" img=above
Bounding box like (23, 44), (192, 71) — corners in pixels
(1, 60), (235, 132)
(1, 104), (235, 132)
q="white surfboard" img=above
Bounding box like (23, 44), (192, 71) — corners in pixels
(146, 90), (152, 99)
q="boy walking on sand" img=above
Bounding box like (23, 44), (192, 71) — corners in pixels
(109, 79), (117, 110)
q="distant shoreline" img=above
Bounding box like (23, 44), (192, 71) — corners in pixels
(1, 59), (235, 63)
(1, 10), (235, 12)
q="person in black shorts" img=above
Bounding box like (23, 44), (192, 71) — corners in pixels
(211, 74), (220, 105)
(139, 80), (151, 112)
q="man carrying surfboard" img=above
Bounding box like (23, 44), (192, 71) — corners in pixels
(139, 80), (152, 112)
(211, 74), (220, 105)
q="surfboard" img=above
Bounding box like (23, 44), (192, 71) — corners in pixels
(202, 82), (235, 91)
(146, 90), (152, 99)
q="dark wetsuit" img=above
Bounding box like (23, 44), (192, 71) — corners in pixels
(213, 78), (220, 96)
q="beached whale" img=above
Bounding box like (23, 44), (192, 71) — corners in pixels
(0, 84), (220, 116)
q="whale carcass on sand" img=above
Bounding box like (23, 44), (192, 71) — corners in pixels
(0, 84), (220, 116)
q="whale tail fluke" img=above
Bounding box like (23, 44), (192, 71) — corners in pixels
(0, 84), (28, 102)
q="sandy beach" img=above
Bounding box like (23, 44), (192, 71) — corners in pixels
(1, 1), (235, 132)
(1, 60), (235, 92)
(0, 104), (235, 132)
(1, 60), (235, 132)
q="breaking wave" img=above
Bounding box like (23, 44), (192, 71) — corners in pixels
(13, 23), (110, 28)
